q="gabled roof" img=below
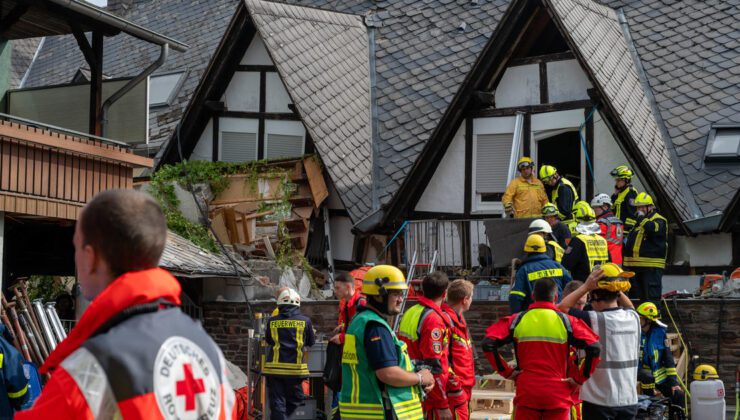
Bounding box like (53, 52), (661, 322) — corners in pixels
(244, 0), (374, 222)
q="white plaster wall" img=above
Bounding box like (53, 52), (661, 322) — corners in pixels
(191, 119), (213, 161)
(241, 35), (272, 65)
(329, 215), (355, 262)
(415, 124), (466, 213)
(593, 110), (646, 195)
(265, 73), (293, 113)
(222, 72), (260, 112)
(495, 64), (539, 108)
(547, 60), (592, 103)
(673, 233), (733, 267)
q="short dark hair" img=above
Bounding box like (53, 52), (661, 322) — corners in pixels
(447, 279), (474, 303)
(335, 272), (354, 284)
(533, 278), (558, 302)
(590, 288), (619, 303)
(79, 189), (167, 278)
(563, 280), (584, 297)
(422, 271), (449, 299)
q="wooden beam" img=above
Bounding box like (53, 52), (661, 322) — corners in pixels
(88, 31), (104, 136)
(523, 113), (531, 156)
(464, 117), (473, 217)
(70, 24), (97, 70)
(539, 61), (548, 104)
(236, 65), (277, 72)
(585, 108), (594, 198)
(220, 111), (300, 121)
(509, 51), (574, 67)
(0, 2), (29, 35)
(211, 116), (219, 162)
(258, 70), (266, 159)
(470, 99), (592, 117)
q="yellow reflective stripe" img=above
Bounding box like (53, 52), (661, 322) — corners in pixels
(0, 353), (3, 369)
(8, 384), (27, 399)
(516, 335), (567, 344)
(340, 402), (385, 420)
(527, 268), (564, 281)
(623, 257), (665, 268)
(270, 323), (280, 364)
(262, 366), (310, 376)
(296, 323), (305, 366)
(350, 364), (360, 404)
(510, 290), (526, 297)
(513, 308), (567, 343)
(665, 367), (677, 375)
(577, 235), (609, 270)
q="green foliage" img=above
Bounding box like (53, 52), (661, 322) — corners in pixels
(26, 276), (69, 302)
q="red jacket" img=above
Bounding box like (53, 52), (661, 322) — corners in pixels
(399, 296), (452, 410)
(337, 291), (365, 345)
(481, 302), (600, 410)
(17, 269), (235, 420)
(441, 303), (475, 389)
(596, 212), (624, 264)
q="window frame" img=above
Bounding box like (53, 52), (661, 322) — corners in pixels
(471, 116), (518, 213)
(704, 125), (740, 163)
(148, 70), (187, 108)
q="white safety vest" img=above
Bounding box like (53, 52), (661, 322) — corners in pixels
(580, 308), (641, 407)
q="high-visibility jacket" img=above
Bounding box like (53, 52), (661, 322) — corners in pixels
(0, 326), (29, 417)
(612, 185), (639, 233)
(340, 308), (423, 420)
(17, 268), (235, 420)
(398, 297), (452, 410)
(482, 302), (600, 411)
(338, 292), (366, 345)
(502, 176), (549, 218)
(441, 304), (475, 389)
(624, 210), (668, 269)
(551, 178), (579, 229)
(510, 254), (572, 313)
(547, 239), (565, 263)
(562, 234), (610, 282)
(264, 306), (316, 377)
(596, 212), (624, 264)
(640, 323), (678, 388)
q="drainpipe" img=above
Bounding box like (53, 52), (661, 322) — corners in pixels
(101, 43), (168, 137)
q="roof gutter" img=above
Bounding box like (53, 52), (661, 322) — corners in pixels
(46, 0), (188, 52)
(683, 213), (723, 235)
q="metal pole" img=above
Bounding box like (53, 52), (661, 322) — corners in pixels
(45, 302), (67, 342)
(32, 299), (56, 351)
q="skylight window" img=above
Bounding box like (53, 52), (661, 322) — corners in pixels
(149, 71), (185, 107)
(705, 126), (740, 162)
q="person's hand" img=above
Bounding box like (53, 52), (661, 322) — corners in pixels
(506, 369), (521, 381)
(584, 268), (605, 291)
(329, 334), (342, 344)
(671, 385), (682, 394)
(562, 377), (580, 387)
(436, 408), (453, 420)
(418, 369), (434, 391)
(504, 204), (514, 217)
(332, 325), (343, 334)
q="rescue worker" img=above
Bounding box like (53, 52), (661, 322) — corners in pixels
(559, 264), (641, 419)
(339, 265), (432, 420)
(562, 201), (610, 282)
(636, 302), (685, 417)
(529, 218), (565, 263)
(482, 278), (601, 420)
(442, 280), (476, 420)
(503, 157), (549, 218)
(264, 288), (315, 420)
(398, 272), (454, 419)
(509, 235), (572, 313)
(590, 194), (624, 265)
(623, 192), (667, 304)
(539, 165), (579, 233)
(330, 272), (366, 345)
(543, 203), (572, 248)
(17, 189), (236, 419)
(610, 166), (639, 234)
(562, 280), (586, 420)
(0, 324), (29, 417)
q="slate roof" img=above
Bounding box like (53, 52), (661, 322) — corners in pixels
(244, 0), (374, 222)
(21, 0), (240, 152)
(8, 38), (42, 89)
(160, 230), (252, 278)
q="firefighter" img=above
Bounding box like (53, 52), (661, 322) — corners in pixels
(558, 264), (641, 419)
(623, 192), (667, 304)
(16, 190), (235, 419)
(482, 278), (601, 420)
(529, 218), (565, 263)
(0, 324), (28, 417)
(562, 201), (610, 282)
(503, 157), (549, 218)
(330, 272), (366, 345)
(590, 193), (624, 264)
(636, 302), (685, 417)
(509, 235), (572, 313)
(264, 288), (316, 420)
(339, 265), (432, 420)
(610, 165), (639, 234)
(442, 280), (476, 420)
(543, 203), (572, 248)
(539, 165), (579, 234)
(398, 272), (454, 420)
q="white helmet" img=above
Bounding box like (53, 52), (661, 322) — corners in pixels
(590, 193), (612, 208)
(528, 219), (552, 234)
(277, 288), (301, 307)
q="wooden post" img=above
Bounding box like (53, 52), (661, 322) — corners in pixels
(89, 31), (104, 136)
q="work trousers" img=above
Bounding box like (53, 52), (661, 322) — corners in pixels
(581, 401), (637, 420)
(513, 405), (570, 420)
(638, 369), (685, 419)
(448, 385), (473, 420)
(627, 268), (663, 304)
(266, 376), (304, 420)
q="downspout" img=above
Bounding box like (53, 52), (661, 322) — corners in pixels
(367, 23), (380, 211)
(101, 43), (168, 137)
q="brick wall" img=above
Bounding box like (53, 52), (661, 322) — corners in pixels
(202, 298), (738, 398)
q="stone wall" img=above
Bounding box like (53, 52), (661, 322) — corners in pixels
(202, 298), (739, 399)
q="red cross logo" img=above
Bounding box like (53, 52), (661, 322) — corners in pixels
(175, 363), (205, 411)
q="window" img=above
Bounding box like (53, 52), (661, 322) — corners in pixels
(221, 131), (257, 162)
(149, 72), (185, 107)
(705, 127), (740, 162)
(265, 133), (304, 159)
(475, 133), (513, 202)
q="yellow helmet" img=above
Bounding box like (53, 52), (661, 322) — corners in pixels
(693, 364), (719, 380)
(637, 302), (660, 321)
(539, 165), (557, 181)
(573, 201), (596, 221)
(361, 265), (407, 296)
(632, 192), (654, 207)
(542, 203), (558, 217)
(523, 234), (547, 253)
(597, 262), (634, 292)
(517, 157), (534, 170)
(610, 165), (634, 180)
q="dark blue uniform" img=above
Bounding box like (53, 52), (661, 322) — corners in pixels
(265, 305), (315, 420)
(509, 253), (572, 313)
(0, 325), (29, 417)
